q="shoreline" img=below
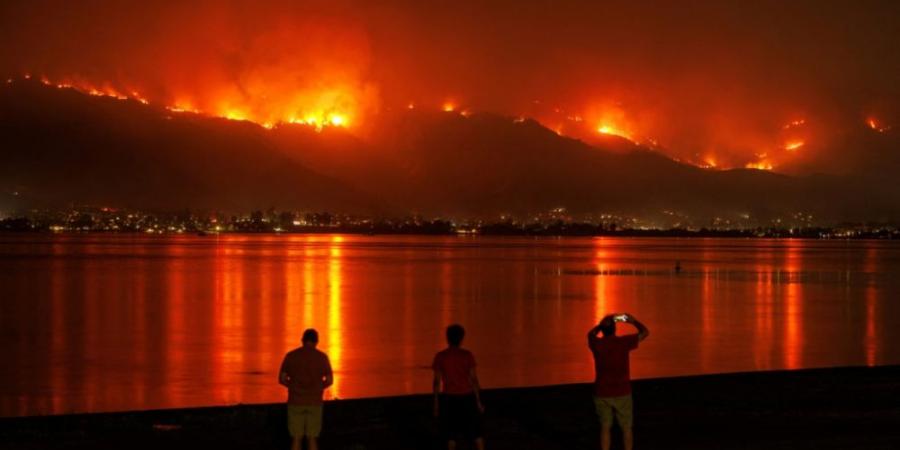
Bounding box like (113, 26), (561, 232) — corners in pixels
(2, 365), (899, 449)
(2, 230), (899, 240)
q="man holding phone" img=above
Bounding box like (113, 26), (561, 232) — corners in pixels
(587, 313), (650, 450)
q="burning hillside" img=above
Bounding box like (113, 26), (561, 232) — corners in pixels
(1, 1), (898, 175)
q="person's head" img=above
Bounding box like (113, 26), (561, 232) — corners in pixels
(599, 317), (616, 337)
(446, 324), (465, 347)
(302, 328), (319, 347)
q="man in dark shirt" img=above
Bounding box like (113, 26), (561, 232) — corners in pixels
(279, 329), (333, 450)
(587, 313), (649, 450)
(432, 324), (485, 450)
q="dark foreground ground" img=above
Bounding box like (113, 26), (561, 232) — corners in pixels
(2, 366), (899, 450)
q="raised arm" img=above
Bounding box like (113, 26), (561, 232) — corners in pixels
(627, 314), (650, 341)
(587, 316), (612, 347)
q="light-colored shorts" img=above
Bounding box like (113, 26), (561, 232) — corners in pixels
(593, 395), (633, 428)
(287, 404), (323, 438)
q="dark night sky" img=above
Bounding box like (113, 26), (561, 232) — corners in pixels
(2, 0), (899, 170)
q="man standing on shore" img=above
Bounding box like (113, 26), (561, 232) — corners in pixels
(279, 329), (333, 450)
(587, 313), (649, 450)
(432, 324), (485, 450)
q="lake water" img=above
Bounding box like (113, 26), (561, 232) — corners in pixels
(1, 234), (898, 417)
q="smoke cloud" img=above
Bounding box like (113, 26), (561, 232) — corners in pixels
(2, 0), (898, 172)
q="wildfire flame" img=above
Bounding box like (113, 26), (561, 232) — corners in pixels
(12, 73), (886, 173)
(21, 74), (360, 132)
(586, 103), (636, 142)
(745, 161), (774, 171)
(702, 156), (718, 169)
(596, 125), (630, 139)
(867, 117), (891, 133)
(783, 119), (806, 129)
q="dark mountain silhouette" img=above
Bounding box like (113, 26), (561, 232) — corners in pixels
(2, 80), (899, 222)
(0, 80), (374, 212)
(274, 109), (900, 222)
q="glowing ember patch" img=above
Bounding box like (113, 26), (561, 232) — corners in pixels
(442, 102), (456, 112)
(783, 119), (806, 129)
(285, 113), (349, 131)
(131, 92), (149, 104)
(329, 114), (346, 126)
(784, 141), (804, 151)
(460, 109), (472, 118)
(168, 99), (200, 114)
(867, 117), (890, 132)
(702, 156), (718, 169)
(222, 109), (248, 121)
(407, 103), (415, 109)
(745, 161), (774, 170)
(597, 125), (630, 139)
(168, 106), (194, 113)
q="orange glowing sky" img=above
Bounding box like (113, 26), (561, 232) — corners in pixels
(1, 0), (898, 173)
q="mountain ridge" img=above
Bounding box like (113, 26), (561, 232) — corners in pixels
(2, 80), (898, 223)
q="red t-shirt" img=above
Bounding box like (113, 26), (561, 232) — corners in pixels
(589, 333), (640, 397)
(432, 347), (477, 395)
(280, 347), (332, 405)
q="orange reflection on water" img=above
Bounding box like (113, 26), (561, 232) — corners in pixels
(783, 242), (803, 369)
(165, 243), (187, 406)
(218, 243), (246, 404)
(302, 245), (316, 332)
(49, 243), (66, 414)
(283, 246), (304, 350)
(863, 245), (879, 367)
(753, 261), (775, 370)
(593, 238), (610, 320)
(326, 236), (344, 399)
(700, 245), (714, 372)
(3, 235), (900, 418)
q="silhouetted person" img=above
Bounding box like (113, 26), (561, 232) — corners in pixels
(279, 329), (333, 450)
(432, 324), (485, 450)
(587, 313), (650, 450)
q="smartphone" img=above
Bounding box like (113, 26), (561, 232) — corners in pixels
(613, 314), (628, 322)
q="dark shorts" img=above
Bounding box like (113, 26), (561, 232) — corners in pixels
(440, 394), (483, 441)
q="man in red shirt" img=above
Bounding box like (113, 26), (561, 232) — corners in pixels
(588, 313), (650, 450)
(432, 324), (485, 450)
(279, 329), (333, 450)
